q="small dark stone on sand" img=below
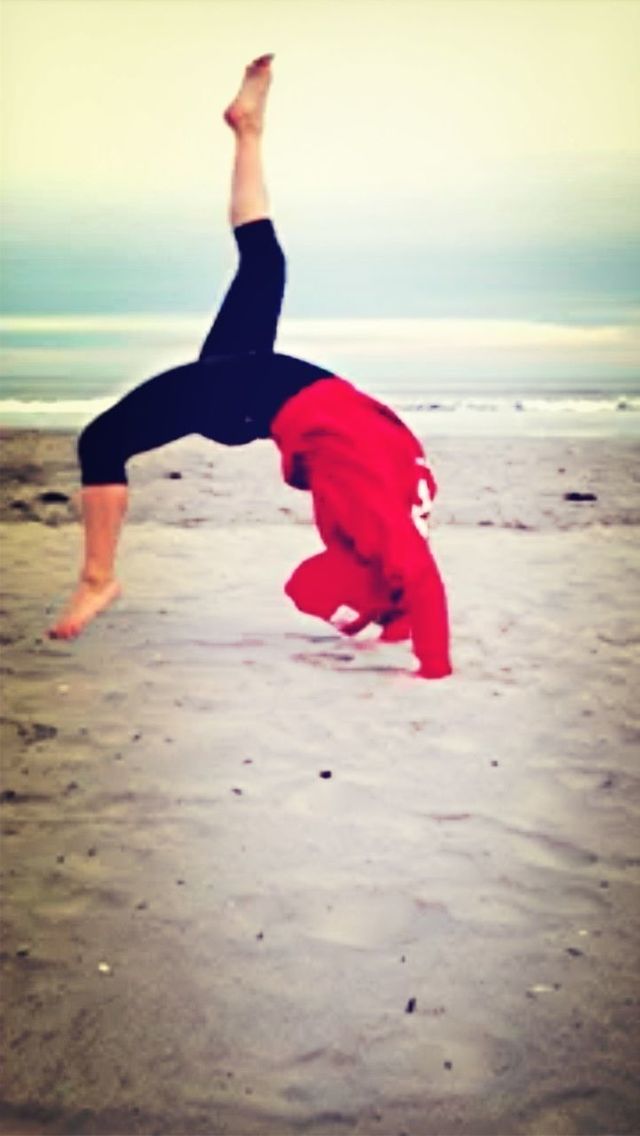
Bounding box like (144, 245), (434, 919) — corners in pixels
(166, 471), (183, 479)
(16, 946), (31, 957)
(87, 847), (97, 857)
(56, 855), (65, 863)
(400, 955), (406, 963)
(600, 776), (614, 789)
(65, 781), (79, 793)
(37, 490), (70, 504)
(136, 901), (148, 910)
(24, 723), (57, 743)
(566, 947), (584, 957)
(10, 500), (31, 512)
(1, 789), (18, 802)
(132, 733), (142, 741)
(600, 880), (610, 888)
(491, 760), (499, 767)
(176, 879), (185, 886)
(256, 932), (264, 940)
(320, 770), (333, 779)
(444, 1060), (453, 1070)
(564, 491), (597, 502)
(405, 998), (417, 1014)
(232, 787), (243, 796)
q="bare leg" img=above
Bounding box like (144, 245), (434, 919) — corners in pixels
(47, 55), (275, 640)
(224, 53), (273, 225)
(48, 485), (127, 638)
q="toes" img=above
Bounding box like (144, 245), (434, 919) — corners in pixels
(48, 622), (78, 640)
(251, 53), (274, 69)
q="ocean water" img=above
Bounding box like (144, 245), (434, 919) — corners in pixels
(1, 315), (639, 438)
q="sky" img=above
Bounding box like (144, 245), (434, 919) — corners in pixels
(1, 0), (639, 323)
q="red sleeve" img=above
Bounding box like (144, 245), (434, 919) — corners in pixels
(406, 553), (452, 678)
(390, 522), (452, 679)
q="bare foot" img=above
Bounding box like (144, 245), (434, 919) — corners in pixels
(224, 53), (274, 133)
(48, 578), (122, 640)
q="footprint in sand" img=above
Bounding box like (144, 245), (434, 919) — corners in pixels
(292, 651), (403, 675)
(297, 891), (419, 949)
(292, 651), (356, 669)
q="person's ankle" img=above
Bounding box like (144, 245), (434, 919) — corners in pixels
(235, 121), (263, 140)
(81, 569), (115, 589)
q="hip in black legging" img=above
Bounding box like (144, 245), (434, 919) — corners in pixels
(78, 219), (333, 484)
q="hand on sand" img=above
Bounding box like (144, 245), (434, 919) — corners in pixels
(333, 611), (374, 637)
(48, 578), (122, 640)
(224, 53), (274, 133)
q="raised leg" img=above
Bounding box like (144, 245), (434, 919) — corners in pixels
(199, 54), (285, 359)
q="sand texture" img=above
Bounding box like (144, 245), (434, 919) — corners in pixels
(1, 429), (639, 1136)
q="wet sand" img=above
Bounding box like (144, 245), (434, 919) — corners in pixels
(1, 428), (639, 1135)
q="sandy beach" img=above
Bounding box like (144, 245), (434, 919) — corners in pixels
(1, 425), (639, 1136)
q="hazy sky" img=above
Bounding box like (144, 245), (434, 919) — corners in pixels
(2, 0), (639, 319)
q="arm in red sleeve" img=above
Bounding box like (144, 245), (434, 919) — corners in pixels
(388, 522), (452, 679)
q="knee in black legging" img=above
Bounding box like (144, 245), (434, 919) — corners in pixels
(236, 217), (285, 268)
(78, 411), (129, 486)
(236, 222), (286, 298)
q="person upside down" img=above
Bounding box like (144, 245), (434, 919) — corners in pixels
(49, 54), (452, 680)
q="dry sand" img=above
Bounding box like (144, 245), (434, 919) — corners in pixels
(1, 428), (639, 1136)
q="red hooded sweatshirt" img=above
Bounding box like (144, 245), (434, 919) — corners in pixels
(271, 377), (452, 679)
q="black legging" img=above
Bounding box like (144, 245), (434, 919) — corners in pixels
(78, 219), (317, 484)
